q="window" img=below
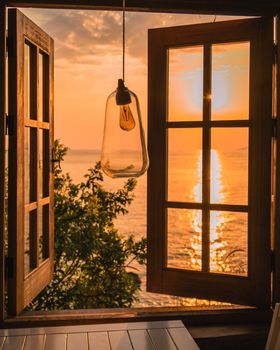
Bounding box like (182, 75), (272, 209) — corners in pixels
(147, 18), (274, 307)
(7, 9), (54, 315)
(2, 5), (278, 318)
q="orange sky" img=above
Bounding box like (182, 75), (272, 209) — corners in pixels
(20, 9), (248, 151)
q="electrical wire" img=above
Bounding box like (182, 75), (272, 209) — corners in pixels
(122, 0), (126, 82)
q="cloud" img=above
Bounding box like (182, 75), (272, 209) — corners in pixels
(20, 9), (220, 68)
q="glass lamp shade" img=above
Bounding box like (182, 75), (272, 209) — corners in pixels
(101, 80), (149, 178)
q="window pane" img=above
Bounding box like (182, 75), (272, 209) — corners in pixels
(43, 130), (50, 198)
(24, 44), (30, 118)
(168, 128), (202, 202)
(24, 212), (30, 276)
(43, 54), (49, 122)
(38, 206), (44, 264)
(167, 208), (202, 271)
(24, 127), (30, 205)
(168, 46), (203, 121)
(211, 128), (248, 205)
(30, 128), (37, 202)
(38, 204), (49, 263)
(38, 53), (43, 121)
(43, 204), (49, 259)
(211, 42), (250, 120)
(210, 211), (248, 276)
(38, 129), (43, 199)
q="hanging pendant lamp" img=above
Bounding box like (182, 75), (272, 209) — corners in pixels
(101, 0), (149, 178)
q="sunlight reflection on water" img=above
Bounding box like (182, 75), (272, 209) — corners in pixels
(63, 148), (248, 307)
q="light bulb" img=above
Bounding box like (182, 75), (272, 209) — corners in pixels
(119, 104), (135, 131)
(101, 79), (149, 178)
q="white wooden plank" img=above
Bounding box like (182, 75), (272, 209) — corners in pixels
(24, 334), (45, 350)
(88, 332), (110, 350)
(128, 330), (155, 350)
(0, 320), (184, 336)
(45, 334), (66, 350)
(2, 336), (26, 350)
(67, 333), (88, 350)
(168, 328), (200, 350)
(109, 331), (133, 350)
(148, 329), (177, 350)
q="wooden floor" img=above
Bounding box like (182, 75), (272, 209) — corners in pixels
(0, 320), (200, 350)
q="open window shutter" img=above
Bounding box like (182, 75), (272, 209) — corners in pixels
(147, 18), (273, 307)
(8, 9), (54, 315)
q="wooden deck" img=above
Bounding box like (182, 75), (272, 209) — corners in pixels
(0, 320), (200, 349)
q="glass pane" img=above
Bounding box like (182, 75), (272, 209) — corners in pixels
(38, 206), (44, 264)
(38, 204), (49, 263)
(30, 209), (37, 269)
(43, 204), (49, 259)
(43, 55), (49, 122)
(24, 212), (30, 276)
(210, 211), (248, 276)
(38, 53), (43, 121)
(211, 128), (248, 205)
(38, 129), (43, 199)
(212, 42), (250, 120)
(43, 130), (49, 198)
(30, 128), (37, 202)
(168, 129), (202, 202)
(24, 44), (30, 118)
(24, 127), (30, 205)
(168, 46), (203, 121)
(167, 208), (202, 271)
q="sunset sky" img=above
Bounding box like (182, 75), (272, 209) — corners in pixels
(20, 9), (247, 151)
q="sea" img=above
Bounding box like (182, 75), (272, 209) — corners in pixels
(63, 148), (248, 307)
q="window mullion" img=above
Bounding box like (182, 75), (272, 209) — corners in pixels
(202, 44), (212, 273)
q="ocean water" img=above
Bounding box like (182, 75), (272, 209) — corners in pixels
(63, 148), (248, 307)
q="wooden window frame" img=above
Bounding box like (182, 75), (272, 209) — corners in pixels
(0, 0), (279, 326)
(147, 18), (273, 308)
(7, 9), (54, 315)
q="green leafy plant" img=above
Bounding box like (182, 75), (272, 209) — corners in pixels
(29, 140), (146, 310)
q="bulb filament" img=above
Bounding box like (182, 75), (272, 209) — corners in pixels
(119, 104), (135, 131)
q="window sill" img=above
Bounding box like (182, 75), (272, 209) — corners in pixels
(1, 306), (272, 329)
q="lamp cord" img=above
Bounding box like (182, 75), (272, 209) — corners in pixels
(122, 0), (126, 82)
